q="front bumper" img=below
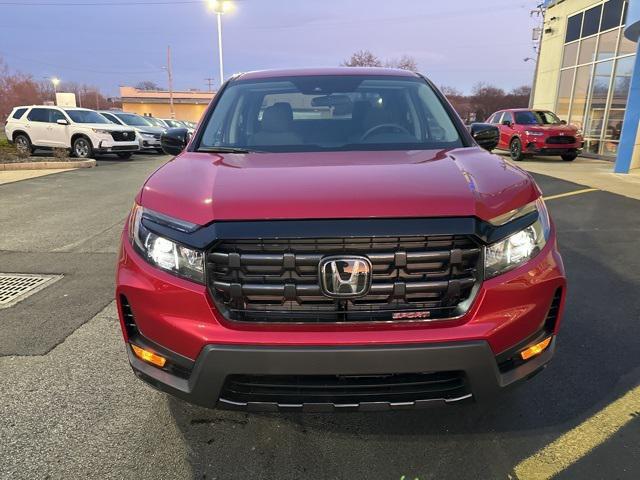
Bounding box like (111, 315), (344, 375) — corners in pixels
(523, 138), (583, 156)
(116, 224), (566, 409)
(138, 136), (162, 150)
(128, 337), (556, 410)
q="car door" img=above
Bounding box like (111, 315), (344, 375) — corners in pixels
(25, 108), (52, 147)
(499, 111), (514, 149)
(46, 109), (70, 147)
(489, 112), (504, 148)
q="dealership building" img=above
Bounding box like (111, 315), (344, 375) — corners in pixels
(532, 0), (640, 173)
(120, 86), (215, 123)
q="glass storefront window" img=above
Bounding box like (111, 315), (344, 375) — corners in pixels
(566, 13), (583, 42)
(584, 139), (601, 154)
(601, 0), (624, 31)
(619, 34), (636, 55)
(562, 42), (579, 67)
(582, 5), (602, 37)
(605, 109), (625, 140)
(578, 36), (597, 64)
(556, 69), (575, 119)
(569, 65), (593, 130)
(584, 60), (613, 137)
(601, 140), (619, 156)
(611, 56), (634, 108)
(553, 1), (636, 159)
(595, 29), (619, 61)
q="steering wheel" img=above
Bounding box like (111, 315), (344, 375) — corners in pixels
(360, 123), (412, 141)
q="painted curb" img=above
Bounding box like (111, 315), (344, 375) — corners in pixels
(0, 159), (96, 171)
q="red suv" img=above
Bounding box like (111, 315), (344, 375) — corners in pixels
(487, 109), (583, 162)
(116, 68), (566, 411)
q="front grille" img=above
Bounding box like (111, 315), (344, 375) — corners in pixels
(220, 371), (469, 405)
(110, 131), (136, 142)
(546, 135), (575, 145)
(206, 235), (482, 323)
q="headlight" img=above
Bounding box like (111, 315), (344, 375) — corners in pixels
(484, 198), (550, 279)
(524, 130), (544, 136)
(141, 132), (155, 138)
(92, 128), (112, 135)
(128, 205), (204, 283)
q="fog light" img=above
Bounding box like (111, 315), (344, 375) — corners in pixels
(520, 337), (552, 361)
(131, 344), (167, 368)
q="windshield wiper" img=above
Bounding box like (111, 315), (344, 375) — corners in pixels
(198, 146), (264, 154)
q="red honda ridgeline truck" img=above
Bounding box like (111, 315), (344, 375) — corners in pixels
(116, 68), (566, 411)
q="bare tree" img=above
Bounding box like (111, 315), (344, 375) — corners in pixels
(135, 80), (163, 91)
(342, 50), (382, 67)
(385, 55), (418, 71)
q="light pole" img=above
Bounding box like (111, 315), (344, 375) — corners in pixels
(51, 77), (60, 103)
(207, 0), (234, 86)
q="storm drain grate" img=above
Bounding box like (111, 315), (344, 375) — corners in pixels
(0, 274), (63, 308)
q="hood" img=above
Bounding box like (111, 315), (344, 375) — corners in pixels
(524, 124), (578, 134)
(140, 147), (540, 226)
(134, 126), (165, 135)
(78, 123), (135, 131)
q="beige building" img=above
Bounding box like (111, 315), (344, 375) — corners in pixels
(532, 0), (638, 169)
(120, 86), (215, 123)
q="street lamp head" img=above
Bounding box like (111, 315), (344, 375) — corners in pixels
(51, 77), (60, 86)
(207, 0), (233, 14)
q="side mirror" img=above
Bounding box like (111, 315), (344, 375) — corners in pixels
(161, 128), (189, 156)
(501, 120), (512, 127)
(56, 119), (69, 125)
(560, 120), (567, 125)
(469, 123), (499, 152)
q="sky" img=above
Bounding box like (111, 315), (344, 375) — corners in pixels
(0, 0), (542, 96)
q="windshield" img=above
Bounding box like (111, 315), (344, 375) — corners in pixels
(146, 117), (165, 128)
(65, 110), (110, 124)
(164, 119), (184, 128)
(114, 113), (153, 127)
(197, 75), (464, 152)
(514, 110), (562, 125)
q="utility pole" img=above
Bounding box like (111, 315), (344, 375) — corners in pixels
(528, 4), (545, 108)
(167, 45), (175, 119)
(205, 77), (215, 92)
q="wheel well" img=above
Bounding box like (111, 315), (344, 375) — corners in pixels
(510, 136), (521, 145)
(12, 130), (30, 142)
(70, 133), (93, 149)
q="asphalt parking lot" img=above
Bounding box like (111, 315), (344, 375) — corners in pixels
(0, 154), (638, 480)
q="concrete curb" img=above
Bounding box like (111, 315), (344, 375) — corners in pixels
(0, 159), (96, 171)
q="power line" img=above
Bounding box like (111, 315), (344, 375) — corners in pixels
(0, 1), (201, 5)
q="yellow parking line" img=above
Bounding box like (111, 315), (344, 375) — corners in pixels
(514, 384), (640, 479)
(543, 188), (598, 201)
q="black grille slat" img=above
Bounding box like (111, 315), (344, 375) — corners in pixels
(546, 136), (575, 145)
(221, 372), (469, 404)
(207, 235), (481, 323)
(110, 131), (136, 142)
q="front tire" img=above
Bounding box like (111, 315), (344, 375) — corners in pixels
(14, 134), (33, 156)
(72, 137), (93, 159)
(561, 152), (577, 162)
(117, 152), (133, 159)
(510, 137), (524, 161)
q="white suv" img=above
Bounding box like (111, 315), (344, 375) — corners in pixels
(4, 106), (140, 159)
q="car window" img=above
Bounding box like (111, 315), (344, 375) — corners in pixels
(50, 110), (66, 123)
(490, 112), (503, 124)
(65, 110), (110, 124)
(12, 108), (27, 119)
(198, 75), (465, 152)
(27, 108), (50, 123)
(534, 111), (562, 125)
(114, 113), (153, 127)
(502, 112), (514, 124)
(101, 113), (121, 124)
